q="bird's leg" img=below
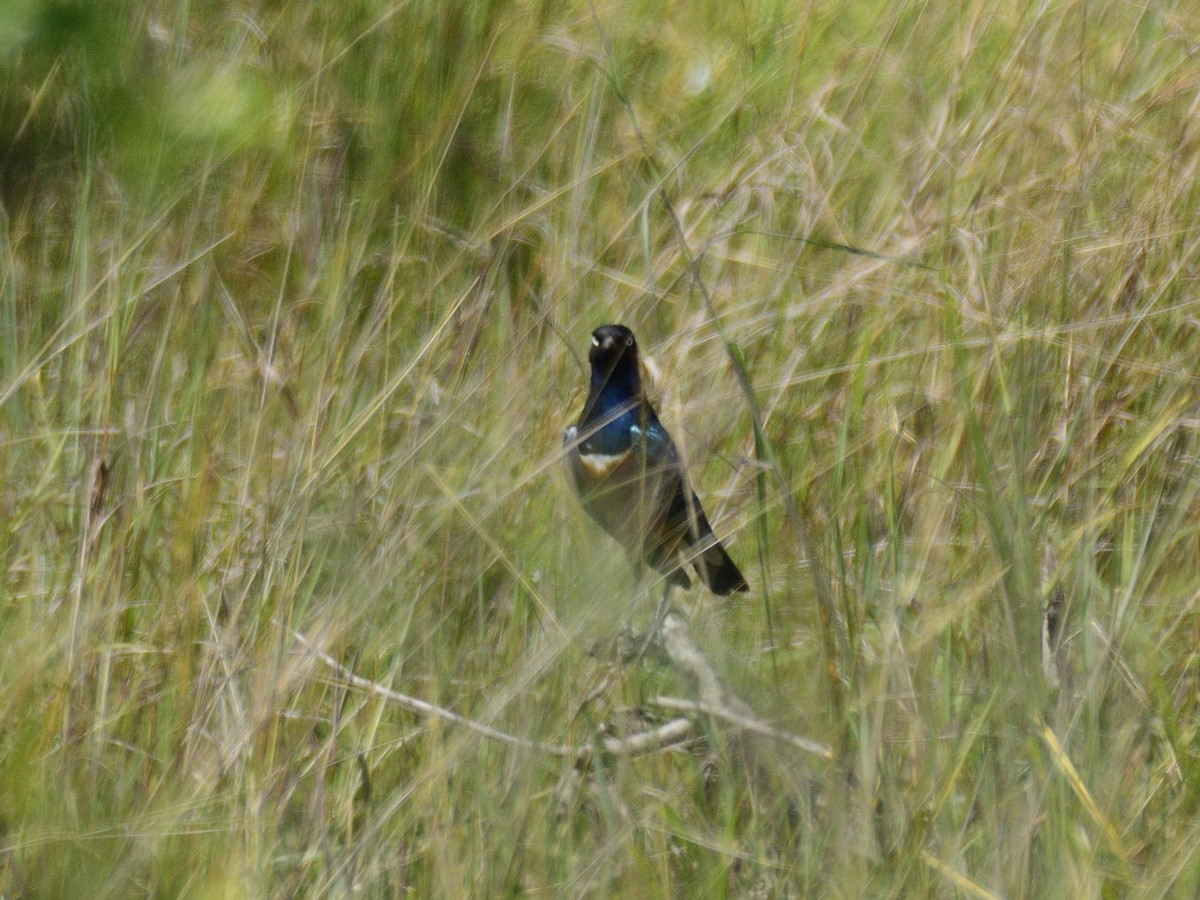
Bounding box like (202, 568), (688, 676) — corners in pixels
(609, 575), (645, 663)
(652, 581), (673, 638)
(631, 581), (673, 662)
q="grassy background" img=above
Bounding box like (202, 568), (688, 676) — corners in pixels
(3, 0), (1200, 895)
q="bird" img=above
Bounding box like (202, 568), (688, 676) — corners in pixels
(563, 324), (748, 608)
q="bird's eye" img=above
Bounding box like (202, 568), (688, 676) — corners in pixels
(625, 336), (634, 347)
(591, 335), (600, 347)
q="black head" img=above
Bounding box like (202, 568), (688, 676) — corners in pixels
(589, 324), (638, 374)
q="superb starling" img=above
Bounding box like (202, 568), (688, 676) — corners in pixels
(564, 324), (748, 597)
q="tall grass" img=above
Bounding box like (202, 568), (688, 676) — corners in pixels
(2, 0), (1199, 894)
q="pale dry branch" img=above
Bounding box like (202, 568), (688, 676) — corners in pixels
(651, 696), (832, 760)
(293, 630), (694, 760)
(658, 612), (832, 761)
(295, 612), (828, 767)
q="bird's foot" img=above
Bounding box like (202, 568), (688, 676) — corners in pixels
(586, 622), (668, 666)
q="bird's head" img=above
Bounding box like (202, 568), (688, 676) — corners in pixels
(589, 324), (639, 377)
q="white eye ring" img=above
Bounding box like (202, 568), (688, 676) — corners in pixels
(625, 336), (634, 347)
(591, 335), (600, 347)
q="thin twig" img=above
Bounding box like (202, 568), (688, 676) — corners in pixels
(657, 612), (832, 760)
(293, 630), (693, 760)
(650, 697), (832, 760)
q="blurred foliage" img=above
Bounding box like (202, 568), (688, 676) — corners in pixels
(2, 0), (1200, 895)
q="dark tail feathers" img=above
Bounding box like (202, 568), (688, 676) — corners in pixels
(693, 537), (748, 595)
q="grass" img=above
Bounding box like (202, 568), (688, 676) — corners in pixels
(3, 0), (1200, 895)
